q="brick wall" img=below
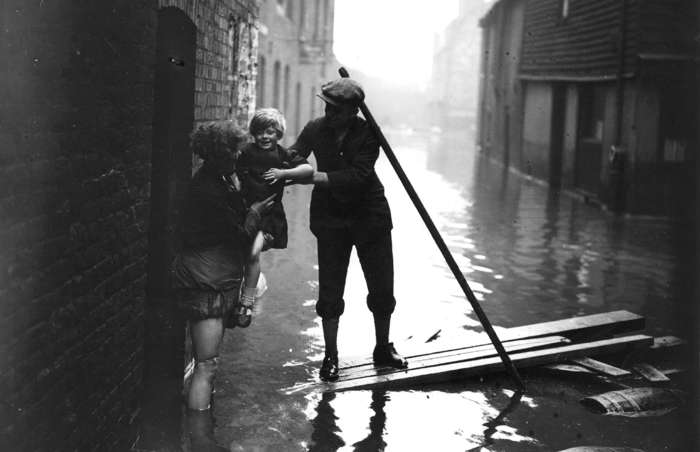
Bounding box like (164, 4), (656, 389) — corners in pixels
(158, 0), (259, 128)
(0, 1), (259, 450)
(0, 2), (157, 450)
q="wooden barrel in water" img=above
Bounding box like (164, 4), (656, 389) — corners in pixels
(580, 387), (686, 417)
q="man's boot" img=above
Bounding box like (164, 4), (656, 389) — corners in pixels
(372, 314), (408, 368)
(320, 317), (340, 381)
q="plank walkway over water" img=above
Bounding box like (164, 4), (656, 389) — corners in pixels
(326, 334), (652, 392)
(284, 310), (649, 394)
(337, 310), (644, 369)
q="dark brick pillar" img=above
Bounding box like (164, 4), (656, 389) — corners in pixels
(0, 2), (157, 450)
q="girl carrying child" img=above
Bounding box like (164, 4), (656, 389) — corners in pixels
(232, 108), (313, 327)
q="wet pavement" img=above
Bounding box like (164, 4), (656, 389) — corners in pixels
(168, 130), (695, 451)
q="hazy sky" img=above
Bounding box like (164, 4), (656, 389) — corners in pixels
(333, 0), (460, 89)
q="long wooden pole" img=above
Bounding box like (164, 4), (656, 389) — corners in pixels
(338, 67), (525, 390)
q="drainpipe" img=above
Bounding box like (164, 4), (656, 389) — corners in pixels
(609, 0), (628, 212)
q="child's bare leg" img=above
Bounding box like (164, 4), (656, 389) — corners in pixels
(244, 231), (265, 297)
(237, 231), (265, 327)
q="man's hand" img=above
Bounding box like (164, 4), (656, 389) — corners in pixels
(250, 193), (276, 216)
(262, 168), (286, 185)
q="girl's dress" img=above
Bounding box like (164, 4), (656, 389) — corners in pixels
(236, 142), (307, 249)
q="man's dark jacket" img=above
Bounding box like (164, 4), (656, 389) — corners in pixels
(289, 116), (392, 236)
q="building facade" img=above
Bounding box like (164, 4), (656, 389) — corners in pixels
(478, 0), (698, 216)
(0, 1), (259, 450)
(255, 0), (339, 144)
(430, 0), (492, 131)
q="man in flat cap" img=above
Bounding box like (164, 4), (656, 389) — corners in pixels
(289, 78), (408, 381)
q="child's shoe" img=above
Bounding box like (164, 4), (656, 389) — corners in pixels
(234, 294), (256, 327)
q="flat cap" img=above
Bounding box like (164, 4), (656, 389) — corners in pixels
(317, 78), (365, 107)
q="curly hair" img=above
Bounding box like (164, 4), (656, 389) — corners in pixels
(190, 120), (247, 161)
(249, 108), (286, 138)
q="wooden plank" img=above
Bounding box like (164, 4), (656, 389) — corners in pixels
(571, 357), (631, 377)
(632, 363), (671, 382)
(650, 336), (686, 349)
(283, 336), (568, 395)
(543, 363), (595, 374)
(338, 335), (570, 382)
(323, 334), (653, 393)
(341, 335), (568, 373)
(338, 310), (644, 369)
(501, 310), (644, 343)
(629, 335), (687, 362)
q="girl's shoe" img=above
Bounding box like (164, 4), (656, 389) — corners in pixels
(234, 294), (256, 327)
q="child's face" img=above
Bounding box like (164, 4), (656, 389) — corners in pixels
(253, 126), (279, 151)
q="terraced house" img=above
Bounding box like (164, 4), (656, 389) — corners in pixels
(478, 0), (698, 216)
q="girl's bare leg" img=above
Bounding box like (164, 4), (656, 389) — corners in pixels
(188, 318), (224, 410)
(243, 231), (265, 298)
(236, 231), (266, 327)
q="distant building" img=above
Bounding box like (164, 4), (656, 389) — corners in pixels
(429, 0), (491, 130)
(478, 0), (698, 216)
(0, 1), (259, 450)
(255, 0), (339, 143)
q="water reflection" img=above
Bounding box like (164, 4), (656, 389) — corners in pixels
(466, 389), (523, 451)
(351, 391), (388, 451)
(308, 392), (345, 451)
(301, 385), (539, 451)
(186, 409), (228, 452)
(307, 390), (390, 452)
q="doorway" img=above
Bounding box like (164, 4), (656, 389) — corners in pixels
(549, 83), (566, 188)
(575, 84), (606, 195)
(141, 6), (196, 450)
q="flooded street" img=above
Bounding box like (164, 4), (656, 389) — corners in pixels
(208, 130), (695, 451)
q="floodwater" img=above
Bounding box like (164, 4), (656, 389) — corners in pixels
(169, 130), (695, 451)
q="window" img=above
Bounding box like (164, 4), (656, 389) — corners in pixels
(313, 0), (321, 40)
(273, 61), (281, 108)
(283, 65), (290, 114)
(256, 56), (266, 107)
(295, 82), (301, 134)
(286, 0), (294, 19)
(323, 0), (329, 36)
(579, 85), (606, 142)
(560, 0), (570, 19)
(298, 0), (306, 32)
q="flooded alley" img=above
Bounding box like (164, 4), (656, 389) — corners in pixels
(4, 1), (697, 451)
(205, 129), (695, 451)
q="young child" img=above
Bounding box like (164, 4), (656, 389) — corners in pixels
(232, 108), (313, 327)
